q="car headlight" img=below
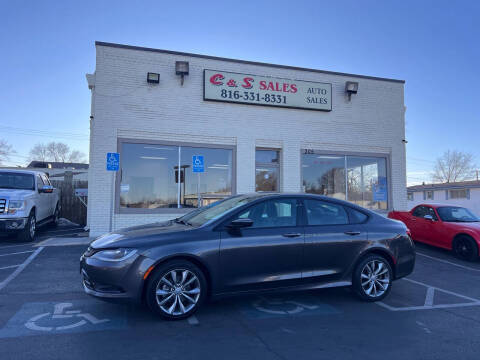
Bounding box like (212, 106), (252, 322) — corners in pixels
(91, 248), (137, 262)
(8, 200), (26, 214)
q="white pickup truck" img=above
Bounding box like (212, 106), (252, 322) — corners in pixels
(0, 169), (60, 241)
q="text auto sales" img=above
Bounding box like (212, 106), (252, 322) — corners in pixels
(204, 70), (332, 111)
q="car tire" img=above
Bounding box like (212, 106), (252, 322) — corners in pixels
(146, 260), (207, 320)
(453, 235), (478, 262)
(353, 254), (393, 302)
(18, 211), (36, 242)
(50, 204), (60, 228)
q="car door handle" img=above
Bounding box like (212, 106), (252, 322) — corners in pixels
(282, 233), (302, 238)
(344, 231), (361, 236)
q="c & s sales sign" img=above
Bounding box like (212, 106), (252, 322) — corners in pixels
(203, 69), (332, 111)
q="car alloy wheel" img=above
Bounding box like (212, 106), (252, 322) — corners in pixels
(155, 269), (201, 316)
(453, 236), (478, 261)
(360, 260), (390, 298)
(29, 215), (36, 239)
(353, 254), (392, 302)
(146, 260), (207, 320)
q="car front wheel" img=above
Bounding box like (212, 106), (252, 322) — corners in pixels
(146, 260), (207, 320)
(18, 212), (36, 242)
(353, 254), (393, 302)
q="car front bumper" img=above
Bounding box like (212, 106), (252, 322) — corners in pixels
(0, 217), (27, 233)
(80, 251), (155, 304)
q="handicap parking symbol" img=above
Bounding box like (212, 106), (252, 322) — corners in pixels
(240, 295), (341, 319)
(0, 300), (128, 338)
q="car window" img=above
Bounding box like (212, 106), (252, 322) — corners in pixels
(304, 199), (348, 226)
(37, 175), (45, 188)
(412, 206), (437, 220)
(41, 174), (51, 186)
(348, 208), (368, 224)
(437, 207), (479, 222)
(234, 198), (298, 228)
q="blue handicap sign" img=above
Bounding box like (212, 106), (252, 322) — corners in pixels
(192, 155), (204, 173)
(106, 152), (120, 171)
(0, 300), (128, 338)
(373, 176), (388, 202)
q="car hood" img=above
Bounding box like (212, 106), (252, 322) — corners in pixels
(90, 220), (191, 249)
(0, 189), (35, 199)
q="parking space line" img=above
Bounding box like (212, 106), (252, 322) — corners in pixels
(0, 243), (34, 250)
(416, 252), (480, 272)
(424, 287), (435, 307)
(0, 264), (22, 270)
(0, 247), (44, 291)
(403, 278), (480, 302)
(0, 250), (35, 257)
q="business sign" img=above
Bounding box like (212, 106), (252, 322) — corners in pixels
(106, 153), (120, 171)
(192, 155), (205, 173)
(204, 69), (332, 111)
(373, 176), (388, 202)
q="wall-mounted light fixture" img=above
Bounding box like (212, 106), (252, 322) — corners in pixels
(345, 81), (359, 101)
(147, 72), (160, 84)
(175, 61), (189, 85)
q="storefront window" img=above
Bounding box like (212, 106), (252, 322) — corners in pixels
(255, 149), (280, 192)
(119, 141), (233, 210)
(302, 154), (346, 200)
(301, 150), (388, 210)
(347, 156), (387, 210)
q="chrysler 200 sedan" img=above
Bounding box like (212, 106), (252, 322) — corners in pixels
(80, 194), (415, 320)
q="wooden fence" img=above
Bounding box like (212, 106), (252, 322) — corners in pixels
(49, 171), (88, 226)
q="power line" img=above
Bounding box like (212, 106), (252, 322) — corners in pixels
(0, 124), (89, 140)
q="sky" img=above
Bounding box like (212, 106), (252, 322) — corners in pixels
(1, 0), (478, 185)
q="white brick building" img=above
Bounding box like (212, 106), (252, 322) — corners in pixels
(86, 41), (407, 236)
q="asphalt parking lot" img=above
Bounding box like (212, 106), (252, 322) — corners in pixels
(1, 234), (480, 360)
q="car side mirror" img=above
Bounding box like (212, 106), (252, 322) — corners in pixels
(424, 215), (435, 221)
(39, 185), (54, 193)
(227, 218), (254, 229)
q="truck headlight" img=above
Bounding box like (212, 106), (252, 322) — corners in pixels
(8, 200), (26, 214)
(91, 248), (137, 262)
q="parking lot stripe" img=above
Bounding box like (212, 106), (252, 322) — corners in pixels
(416, 252), (480, 272)
(0, 264), (21, 270)
(0, 250), (35, 257)
(403, 277), (480, 302)
(424, 287), (435, 307)
(0, 247), (44, 291)
(0, 243), (35, 250)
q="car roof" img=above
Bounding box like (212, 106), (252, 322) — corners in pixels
(0, 168), (47, 176)
(414, 203), (467, 209)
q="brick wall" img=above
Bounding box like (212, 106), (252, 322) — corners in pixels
(87, 43), (406, 236)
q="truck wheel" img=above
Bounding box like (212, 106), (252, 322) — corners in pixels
(50, 204), (60, 228)
(18, 212), (36, 242)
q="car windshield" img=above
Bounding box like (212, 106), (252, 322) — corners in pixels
(436, 206), (479, 222)
(178, 195), (261, 227)
(0, 172), (35, 190)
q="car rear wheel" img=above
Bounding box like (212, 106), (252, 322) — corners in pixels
(146, 260), (207, 320)
(18, 212), (36, 242)
(453, 235), (478, 261)
(353, 254), (393, 302)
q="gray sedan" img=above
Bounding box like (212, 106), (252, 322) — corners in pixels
(80, 193), (415, 320)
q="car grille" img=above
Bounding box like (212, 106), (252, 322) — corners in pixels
(0, 199), (5, 214)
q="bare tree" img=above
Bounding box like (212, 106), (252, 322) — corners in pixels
(0, 139), (14, 165)
(432, 150), (475, 183)
(28, 143), (49, 162)
(28, 142), (86, 164)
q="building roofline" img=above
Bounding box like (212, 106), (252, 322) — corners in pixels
(95, 41), (405, 84)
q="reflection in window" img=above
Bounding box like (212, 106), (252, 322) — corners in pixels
(301, 151), (388, 210)
(256, 149), (280, 192)
(347, 157), (387, 210)
(119, 142), (233, 210)
(302, 155), (345, 200)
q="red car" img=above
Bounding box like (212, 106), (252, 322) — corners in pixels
(388, 204), (480, 261)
